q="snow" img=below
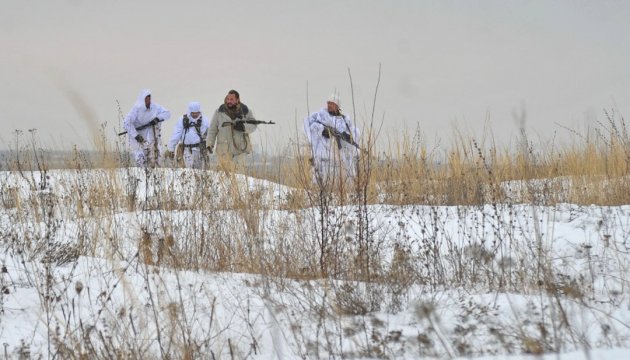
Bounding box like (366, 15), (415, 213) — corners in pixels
(1, 167), (630, 358)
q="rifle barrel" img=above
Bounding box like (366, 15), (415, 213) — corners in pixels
(117, 118), (164, 136)
(221, 120), (275, 127)
(315, 120), (366, 153)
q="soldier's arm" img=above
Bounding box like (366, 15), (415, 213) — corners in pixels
(155, 104), (171, 121)
(206, 110), (220, 149)
(123, 108), (139, 138)
(243, 108), (257, 134)
(167, 117), (184, 152)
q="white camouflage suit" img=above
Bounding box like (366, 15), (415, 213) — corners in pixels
(304, 97), (360, 187)
(123, 89), (171, 167)
(167, 102), (210, 169)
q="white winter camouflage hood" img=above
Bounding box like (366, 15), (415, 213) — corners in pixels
(187, 101), (201, 119)
(134, 89), (151, 108)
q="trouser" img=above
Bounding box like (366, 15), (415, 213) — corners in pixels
(313, 157), (344, 189)
(130, 126), (162, 168)
(216, 152), (247, 172)
(341, 152), (358, 178)
(133, 141), (161, 168)
(313, 156), (357, 189)
(182, 147), (206, 169)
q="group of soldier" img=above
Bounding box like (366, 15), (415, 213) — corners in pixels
(122, 88), (361, 186)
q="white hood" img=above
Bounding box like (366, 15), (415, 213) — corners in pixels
(187, 101), (201, 119)
(135, 89), (151, 108)
(327, 92), (341, 107)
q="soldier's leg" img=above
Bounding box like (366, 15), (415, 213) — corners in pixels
(182, 149), (191, 168)
(134, 147), (149, 168)
(191, 149), (203, 169)
(155, 125), (164, 167)
(217, 153), (233, 172)
(130, 136), (148, 168)
(146, 141), (159, 168)
(200, 148), (210, 170)
(313, 157), (332, 189)
(232, 153), (248, 172)
(182, 148), (195, 168)
(342, 151), (357, 179)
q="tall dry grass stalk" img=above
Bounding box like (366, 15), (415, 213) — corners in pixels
(2, 104), (630, 358)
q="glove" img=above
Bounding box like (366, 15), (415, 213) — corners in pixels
(233, 121), (245, 132)
(206, 146), (213, 154)
(164, 150), (174, 159)
(321, 128), (331, 139)
(135, 135), (145, 143)
(149, 117), (160, 126)
(341, 132), (352, 142)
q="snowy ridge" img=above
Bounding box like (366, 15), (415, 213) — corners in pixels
(1, 168), (630, 358)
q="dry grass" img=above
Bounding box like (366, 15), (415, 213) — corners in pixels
(1, 108), (630, 358)
(3, 109), (630, 279)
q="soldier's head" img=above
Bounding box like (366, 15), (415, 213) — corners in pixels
(138, 89), (151, 109)
(188, 101), (201, 119)
(225, 89), (240, 109)
(327, 93), (340, 114)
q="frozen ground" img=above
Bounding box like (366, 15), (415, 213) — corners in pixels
(1, 168), (630, 359)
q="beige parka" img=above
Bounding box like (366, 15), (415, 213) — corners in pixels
(206, 103), (257, 158)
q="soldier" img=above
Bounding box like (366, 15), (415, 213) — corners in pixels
(206, 89), (258, 167)
(164, 101), (210, 169)
(123, 89), (171, 167)
(304, 93), (360, 187)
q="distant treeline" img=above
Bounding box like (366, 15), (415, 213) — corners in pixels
(0, 150), (287, 181)
(0, 150), (129, 170)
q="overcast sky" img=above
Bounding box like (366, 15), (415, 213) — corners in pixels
(1, 0), (629, 154)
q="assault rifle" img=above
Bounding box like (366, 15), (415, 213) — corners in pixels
(118, 118), (164, 136)
(221, 119), (276, 127)
(314, 120), (364, 153)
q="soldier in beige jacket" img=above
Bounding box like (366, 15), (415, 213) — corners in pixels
(206, 89), (258, 166)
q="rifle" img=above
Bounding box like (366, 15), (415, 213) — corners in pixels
(221, 119), (276, 127)
(118, 118), (164, 136)
(314, 120), (364, 152)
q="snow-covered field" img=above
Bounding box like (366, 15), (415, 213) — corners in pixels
(1, 167), (630, 359)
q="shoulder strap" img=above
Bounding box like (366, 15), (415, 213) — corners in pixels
(182, 114), (204, 143)
(181, 114), (190, 143)
(193, 116), (203, 139)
